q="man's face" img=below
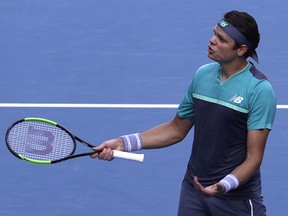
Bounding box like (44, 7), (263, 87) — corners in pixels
(208, 25), (239, 63)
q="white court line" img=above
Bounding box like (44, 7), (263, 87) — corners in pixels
(276, 105), (288, 109)
(0, 103), (179, 108)
(0, 103), (287, 109)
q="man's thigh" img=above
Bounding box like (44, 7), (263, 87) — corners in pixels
(177, 179), (210, 216)
(177, 179), (266, 216)
(206, 195), (266, 216)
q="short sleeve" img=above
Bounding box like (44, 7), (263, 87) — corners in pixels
(177, 81), (194, 120)
(247, 81), (277, 130)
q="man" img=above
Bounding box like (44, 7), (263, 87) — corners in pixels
(91, 11), (276, 216)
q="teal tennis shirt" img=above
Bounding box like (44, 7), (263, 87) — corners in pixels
(177, 62), (276, 199)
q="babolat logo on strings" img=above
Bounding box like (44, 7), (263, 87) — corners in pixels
(219, 20), (229, 27)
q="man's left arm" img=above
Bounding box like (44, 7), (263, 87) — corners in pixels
(231, 129), (270, 184)
(194, 129), (270, 196)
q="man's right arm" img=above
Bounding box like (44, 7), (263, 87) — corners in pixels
(91, 114), (194, 160)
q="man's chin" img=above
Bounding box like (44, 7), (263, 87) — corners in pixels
(208, 54), (216, 61)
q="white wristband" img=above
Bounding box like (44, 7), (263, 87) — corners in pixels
(219, 174), (239, 193)
(120, 133), (143, 152)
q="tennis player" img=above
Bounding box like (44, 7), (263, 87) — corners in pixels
(91, 10), (277, 216)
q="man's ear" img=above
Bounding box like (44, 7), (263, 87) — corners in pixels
(237, 45), (248, 57)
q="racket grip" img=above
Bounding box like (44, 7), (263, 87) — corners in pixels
(113, 150), (144, 163)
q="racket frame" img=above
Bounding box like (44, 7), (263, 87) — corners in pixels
(5, 117), (144, 164)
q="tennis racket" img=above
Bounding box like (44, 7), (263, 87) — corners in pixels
(5, 117), (144, 164)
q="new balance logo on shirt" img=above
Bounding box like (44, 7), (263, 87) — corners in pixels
(230, 95), (244, 104)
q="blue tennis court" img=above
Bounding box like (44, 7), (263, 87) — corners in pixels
(0, 0), (287, 215)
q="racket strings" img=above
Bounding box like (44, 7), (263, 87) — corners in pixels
(7, 121), (74, 161)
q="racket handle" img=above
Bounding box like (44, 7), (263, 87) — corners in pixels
(113, 150), (144, 163)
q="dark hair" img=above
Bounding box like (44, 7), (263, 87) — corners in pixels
(224, 11), (260, 59)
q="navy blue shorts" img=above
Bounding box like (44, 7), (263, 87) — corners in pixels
(177, 179), (266, 216)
